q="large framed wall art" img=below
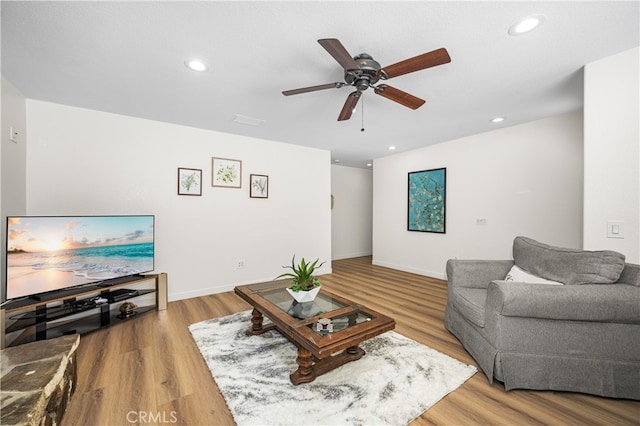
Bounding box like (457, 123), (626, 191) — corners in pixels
(407, 167), (446, 233)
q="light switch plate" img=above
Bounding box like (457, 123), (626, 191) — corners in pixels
(607, 221), (624, 239)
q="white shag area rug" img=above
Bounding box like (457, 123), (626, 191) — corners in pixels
(189, 310), (476, 426)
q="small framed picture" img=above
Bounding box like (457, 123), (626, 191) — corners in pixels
(212, 157), (242, 188)
(250, 174), (269, 198)
(177, 168), (202, 196)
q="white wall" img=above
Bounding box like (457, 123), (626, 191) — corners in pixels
(25, 100), (332, 301)
(584, 47), (640, 262)
(373, 111), (584, 279)
(331, 165), (372, 260)
(1, 77), (28, 301)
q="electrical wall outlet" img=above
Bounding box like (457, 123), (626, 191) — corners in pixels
(236, 259), (245, 269)
(9, 126), (18, 143)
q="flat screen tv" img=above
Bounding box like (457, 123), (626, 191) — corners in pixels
(5, 215), (154, 301)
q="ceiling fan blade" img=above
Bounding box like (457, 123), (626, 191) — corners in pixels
(282, 82), (344, 96)
(318, 38), (360, 71)
(381, 48), (451, 79)
(374, 84), (425, 110)
(338, 91), (362, 121)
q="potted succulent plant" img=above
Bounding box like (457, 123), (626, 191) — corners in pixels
(276, 255), (326, 303)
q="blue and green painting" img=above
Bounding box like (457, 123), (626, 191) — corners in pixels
(408, 168), (446, 233)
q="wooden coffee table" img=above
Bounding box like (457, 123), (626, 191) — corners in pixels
(234, 281), (395, 385)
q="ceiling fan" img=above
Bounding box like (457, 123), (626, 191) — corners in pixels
(282, 38), (451, 121)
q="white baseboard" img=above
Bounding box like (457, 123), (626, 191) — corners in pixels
(332, 251), (372, 260)
(169, 285), (235, 302)
(371, 259), (447, 280)
(167, 268), (333, 302)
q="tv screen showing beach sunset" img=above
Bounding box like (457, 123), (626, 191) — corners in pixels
(6, 215), (154, 300)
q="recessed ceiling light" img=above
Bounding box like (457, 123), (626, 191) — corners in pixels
(184, 59), (208, 72)
(333, 159), (340, 163)
(388, 146), (396, 151)
(508, 14), (546, 36)
(491, 117), (505, 123)
(366, 163), (372, 167)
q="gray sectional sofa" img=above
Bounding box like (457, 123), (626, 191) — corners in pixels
(445, 236), (640, 399)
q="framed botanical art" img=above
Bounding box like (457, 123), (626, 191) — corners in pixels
(212, 157), (242, 188)
(250, 174), (269, 198)
(407, 167), (446, 233)
(177, 167), (202, 196)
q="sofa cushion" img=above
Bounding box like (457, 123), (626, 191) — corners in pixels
(504, 265), (563, 285)
(513, 236), (625, 285)
(618, 263), (640, 287)
(452, 288), (487, 327)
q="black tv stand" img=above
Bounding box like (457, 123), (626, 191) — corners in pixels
(27, 274), (151, 301)
(29, 284), (98, 302)
(1, 273), (167, 347)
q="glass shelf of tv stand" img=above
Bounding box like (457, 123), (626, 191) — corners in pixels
(9, 304), (158, 345)
(5, 289), (155, 334)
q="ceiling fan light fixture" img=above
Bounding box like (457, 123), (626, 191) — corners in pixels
(509, 14), (546, 35)
(184, 59), (208, 72)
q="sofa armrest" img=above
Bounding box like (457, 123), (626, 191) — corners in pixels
(446, 259), (514, 290)
(486, 281), (640, 323)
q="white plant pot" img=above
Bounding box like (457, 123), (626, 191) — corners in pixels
(286, 285), (321, 303)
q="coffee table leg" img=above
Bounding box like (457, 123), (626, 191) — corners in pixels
(290, 347), (317, 385)
(249, 308), (264, 335)
(246, 308), (277, 336)
(346, 345), (360, 355)
(290, 345), (367, 385)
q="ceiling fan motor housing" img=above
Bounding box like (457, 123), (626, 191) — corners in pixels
(345, 53), (382, 90)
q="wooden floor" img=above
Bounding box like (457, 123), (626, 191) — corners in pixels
(63, 257), (639, 425)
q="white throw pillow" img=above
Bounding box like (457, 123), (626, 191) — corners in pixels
(504, 265), (563, 285)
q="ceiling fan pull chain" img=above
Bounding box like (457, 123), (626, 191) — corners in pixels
(361, 95), (365, 132)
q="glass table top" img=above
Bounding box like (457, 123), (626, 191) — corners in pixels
(257, 286), (373, 335)
(260, 288), (346, 319)
(307, 310), (373, 336)
(236, 280), (378, 336)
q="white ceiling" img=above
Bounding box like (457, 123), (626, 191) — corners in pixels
(2, 1), (638, 168)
